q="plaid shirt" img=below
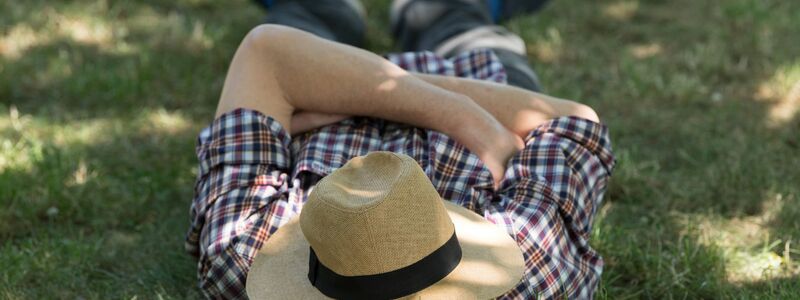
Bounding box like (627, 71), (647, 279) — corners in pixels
(186, 49), (615, 299)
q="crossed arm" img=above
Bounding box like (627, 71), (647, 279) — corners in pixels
(215, 24), (599, 186)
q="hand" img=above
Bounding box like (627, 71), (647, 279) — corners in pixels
(290, 111), (351, 135)
(472, 127), (525, 190)
(461, 118), (525, 189)
(443, 102), (525, 190)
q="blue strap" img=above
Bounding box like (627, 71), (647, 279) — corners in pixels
(252, 0), (274, 9)
(488, 0), (503, 23)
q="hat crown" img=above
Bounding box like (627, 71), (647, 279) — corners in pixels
(299, 152), (454, 276)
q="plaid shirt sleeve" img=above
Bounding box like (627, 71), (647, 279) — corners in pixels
(185, 109), (299, 299)
(490, 116), (615, 299)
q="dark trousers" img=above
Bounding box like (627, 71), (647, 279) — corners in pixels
(264, 0), (542, 92)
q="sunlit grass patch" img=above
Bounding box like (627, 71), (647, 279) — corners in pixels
(603, 0), (639, 21)
(0, 24), (47, 59)
(0, 4), (126, 59)
(689, 192), (799, 283)
(0, 106), (202, 297)
(0, 103), (200, 232)
(755, 61), (800, 126)
(527, 27), (563, 64)
(628, 43), (662, 60)
(0, 1), (248, 298)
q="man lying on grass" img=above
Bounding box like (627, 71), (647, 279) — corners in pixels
(185, 1), (614, 299)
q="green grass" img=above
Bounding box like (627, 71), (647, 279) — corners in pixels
(1, 0), (798, 298)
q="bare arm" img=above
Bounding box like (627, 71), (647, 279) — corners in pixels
(288, 65), (600, 139)
(414, 74), (600, 137)
(215, 24), (521, 186)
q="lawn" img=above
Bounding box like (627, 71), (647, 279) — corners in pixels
(1, 0), (798, 298)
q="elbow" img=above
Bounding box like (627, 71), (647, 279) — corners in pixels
(242, 24), (303, 53)
(571, 103), (600, 123)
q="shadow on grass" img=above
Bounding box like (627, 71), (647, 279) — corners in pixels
(0, 109), (203, 298)
(504, 0), (800, 297)
(0, 0), (264, 298)
(0, 0), (262, 121)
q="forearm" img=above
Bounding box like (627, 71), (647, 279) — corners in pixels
(217, 25), (517, 164)
(216, 25), (525, 187)
(262, 26), (506, 146)
(414, 73), (600, 136)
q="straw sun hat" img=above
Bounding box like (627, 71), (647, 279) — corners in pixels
(246, 152), (525, 299)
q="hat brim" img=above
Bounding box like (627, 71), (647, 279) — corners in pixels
(246, 200), (526, 299)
